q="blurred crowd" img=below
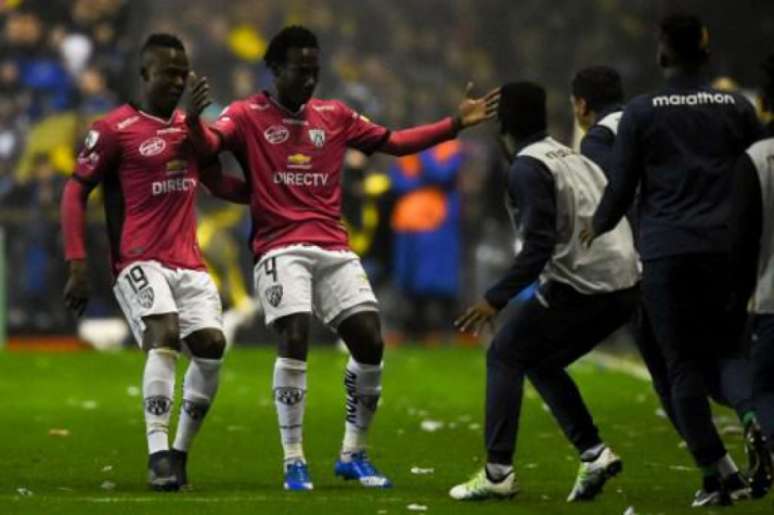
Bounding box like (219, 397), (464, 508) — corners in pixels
(0, 0), (771, 338)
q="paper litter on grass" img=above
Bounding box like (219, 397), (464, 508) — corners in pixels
(420, 420), (443, 432)
(407, 504), (428, 511)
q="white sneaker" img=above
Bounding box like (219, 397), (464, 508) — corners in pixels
(567, 447), (622, 502)
(449, 468), (519, 501)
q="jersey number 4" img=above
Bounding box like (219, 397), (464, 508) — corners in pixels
(263, 257), (278, 282)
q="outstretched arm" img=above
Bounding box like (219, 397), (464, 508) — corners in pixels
(61, 177), (96, 316)
(199, 160), (250, 204)
(378, 84), (499, 156)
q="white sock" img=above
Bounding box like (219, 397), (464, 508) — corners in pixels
(172, 357), (222, 453)
(486, 463), (513, 482)
(340, 358), (382, 461)
(273, 358), (307, 462)
(580, 443), (606, 462)
(716, 453), (739, 478)
(143, 348), (178, 454)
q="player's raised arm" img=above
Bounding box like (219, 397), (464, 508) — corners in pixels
(377, 83), (500, 156)
(199, 159), (251, 204)
(61, 124), (118, 316)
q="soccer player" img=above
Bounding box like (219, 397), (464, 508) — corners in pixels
(185, 25), (499, 490)
(449, 82), (640, 502)
(582, 14), (762, 506)
(61, 34), (249, 491)
(731, 53), (774, 498)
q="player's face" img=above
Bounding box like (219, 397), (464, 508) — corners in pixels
(571, 96), (592, 131)
(276, 47), (320, 108)
(144, 48), (190, 112)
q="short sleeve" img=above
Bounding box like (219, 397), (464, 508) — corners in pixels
(212, 102), (245, 150)
(338, 102), (389, 154)
(74, 120), (119, 185)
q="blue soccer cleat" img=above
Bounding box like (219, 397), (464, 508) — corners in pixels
(334, 451), (392, 488)
(283, 459), (314, 491)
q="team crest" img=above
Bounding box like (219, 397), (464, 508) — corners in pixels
(308, 128), (326, 148)
(144, 396), (171, 416)
(274, 387), (305, 406)
(137, 287), (155, 309)
(265, 284), (283, 307)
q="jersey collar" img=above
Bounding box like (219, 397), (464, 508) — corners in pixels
(264, 91), (307, 117)
(129, 102), (178, 125)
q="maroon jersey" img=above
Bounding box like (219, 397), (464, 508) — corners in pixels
(73, 104), (206, 274)
(212, 92), (389, 258)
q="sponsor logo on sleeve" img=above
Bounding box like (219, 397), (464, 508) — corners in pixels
(264, 125), (290, 144)
(308, 128), (326, 148)
(84, 130), (100, 150)
(139, 137), (166, 157)
(116, 115), (140, 130)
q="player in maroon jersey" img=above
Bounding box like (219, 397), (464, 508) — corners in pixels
(61, 34), (249, 491)
(186, 25), (499, 490)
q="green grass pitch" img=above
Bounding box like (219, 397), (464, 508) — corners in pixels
(0, 346), (771, 514)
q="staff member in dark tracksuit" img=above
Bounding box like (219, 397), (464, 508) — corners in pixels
(582, 14), (762, 507)
(572, 66), (764, 471)
(450, 81), (640, 504)
(732, 53), (774, 500)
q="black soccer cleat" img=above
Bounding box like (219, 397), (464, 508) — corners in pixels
(744, 422), (773, 498)
(170, 449), (189, 489)
(723, 472), (751, 501)
(691, 475), (732, 508)
(147, 450), (180, 492)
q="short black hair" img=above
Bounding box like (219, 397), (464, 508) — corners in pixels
(498, 81), (547, 139)
(762, 53), (774, 111)
(264, 25), (319, 70)
(141, 33), (185, 55)
(571, 66), (623, 112)
(659, 13), (709, 67)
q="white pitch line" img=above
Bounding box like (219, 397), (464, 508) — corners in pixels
(581, 351), (652, 382)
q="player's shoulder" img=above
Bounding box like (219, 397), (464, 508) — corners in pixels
(308, 98), (357, 120)
(92, 104), (139, 133)
(219, 93), (269, 118)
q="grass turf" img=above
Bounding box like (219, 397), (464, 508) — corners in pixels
(0, 346), (771, 515)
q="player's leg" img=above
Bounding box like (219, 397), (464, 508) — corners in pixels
(632, 303), (681, 434)
(642, 255), (734, 506)
(523, 283), (637, 501)
(334, 311), (390, 486)
(314, 249), (389, 487)
(751, 314), (774, 497)
(254, 249), (315, 490)
(170, 328), (226, 488)
(450, 297), (545, 500)
(114, 261), (181, 491)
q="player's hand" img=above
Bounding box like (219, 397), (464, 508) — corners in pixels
(454, 299), (498, 336)
(579, 223), (597, 248)
(186, 72), (212, 120)
(63, 259), (89, 317)
(455, 82), (500, 130)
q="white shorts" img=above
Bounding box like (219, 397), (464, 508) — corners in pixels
(254, 245), (378, 328)
(113, 260), (223, 347)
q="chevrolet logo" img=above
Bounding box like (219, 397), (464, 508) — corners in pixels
(287, 153), (311, 165)
(166, 159), (187, 175)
